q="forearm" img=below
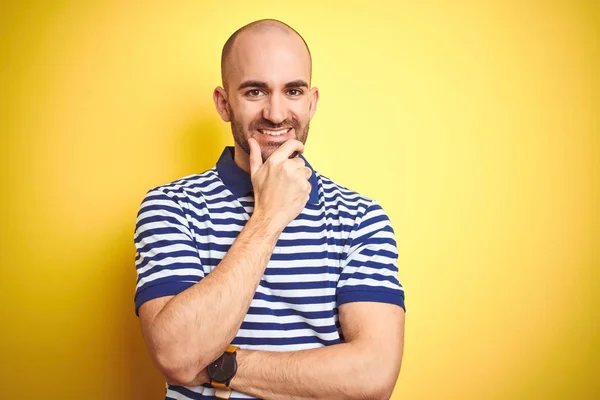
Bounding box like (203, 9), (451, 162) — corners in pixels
(150, 214), (281, 381)
(231, 344), (398, 400)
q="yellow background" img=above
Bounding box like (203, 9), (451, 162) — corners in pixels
(1, 1), (598, 399)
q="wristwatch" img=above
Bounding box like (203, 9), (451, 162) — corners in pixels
(208, 345), (239, 399)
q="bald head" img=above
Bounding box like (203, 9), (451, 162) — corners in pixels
(220, 19), (312, 91)
(213, 19), (319, 170)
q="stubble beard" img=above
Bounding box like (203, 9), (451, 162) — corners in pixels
(230, 108), (309, 162)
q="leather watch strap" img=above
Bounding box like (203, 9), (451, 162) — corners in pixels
(215, 388), (233, 399)
(212, 381), (228, 389)
(225, 345), (238, 353)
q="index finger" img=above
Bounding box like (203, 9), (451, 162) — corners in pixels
(268, 139), (305, 164)
(248, 137), (263, 176)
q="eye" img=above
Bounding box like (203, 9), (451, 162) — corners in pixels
(245, 89), (264, 98)
(287, 89), (303, 96)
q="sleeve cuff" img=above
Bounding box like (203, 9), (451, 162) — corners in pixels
(134, 281), (197, 315)
(337, 289), (406, 311)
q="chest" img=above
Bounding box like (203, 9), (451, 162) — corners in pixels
(193, 195), (350, 272)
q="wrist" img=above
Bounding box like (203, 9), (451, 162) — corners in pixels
(248, 210), (284, 239)
(228, 349), (248, 391)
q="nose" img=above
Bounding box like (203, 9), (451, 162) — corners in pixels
(262, 93), (286, 125)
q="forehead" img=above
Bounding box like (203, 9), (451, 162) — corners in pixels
(227, 30), (311, 87)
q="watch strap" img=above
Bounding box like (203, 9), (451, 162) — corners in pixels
(212, 381), (228, 389)
(215, 387), (232, 399)
(225, 345), (238, 354)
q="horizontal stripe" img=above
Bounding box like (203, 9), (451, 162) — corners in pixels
(237, 323), (338, 337)
(233, 334), (339, 347)
(246, 305), (336, 320)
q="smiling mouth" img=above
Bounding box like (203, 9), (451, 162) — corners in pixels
(258, 128), (292, 136)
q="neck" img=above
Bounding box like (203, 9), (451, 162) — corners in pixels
(233, 143), (251, 175)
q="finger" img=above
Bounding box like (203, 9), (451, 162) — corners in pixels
(269, 139), (305, 164)
(248, 137), (263, 176)
(289, 157), (306, 169)
(303, 166), (312, 180)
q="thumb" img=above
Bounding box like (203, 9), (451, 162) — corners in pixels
(248, 137), (263, 176)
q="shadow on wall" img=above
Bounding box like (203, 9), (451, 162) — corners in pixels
(179, 115), (232, 176)
(112, 113), (230, 399)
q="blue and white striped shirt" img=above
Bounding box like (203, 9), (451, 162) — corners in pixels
(134, 147), (405, 399)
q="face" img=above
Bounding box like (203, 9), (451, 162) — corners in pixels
(215, 29), (319, 166)
(229, 93), (309, 161)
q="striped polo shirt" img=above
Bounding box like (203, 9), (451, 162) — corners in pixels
(134, 147), (405, 399)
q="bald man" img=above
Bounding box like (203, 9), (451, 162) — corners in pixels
(134, 19), (405, 400)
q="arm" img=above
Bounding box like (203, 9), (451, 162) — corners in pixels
(139, 213), (280, 385)
(227, 199), (406, 399)
(230, 302), (405, 400)
(137, 139), (313, 385)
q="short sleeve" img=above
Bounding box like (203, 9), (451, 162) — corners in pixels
(133, 188), (205, 315)
(337, 201), (405, 311)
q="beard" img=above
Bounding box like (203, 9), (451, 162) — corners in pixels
(230, 107), (310, 162)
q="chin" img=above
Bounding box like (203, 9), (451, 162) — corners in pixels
(260, 149), (277, 162)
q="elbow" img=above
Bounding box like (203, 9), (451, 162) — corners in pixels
(371, 382), (396, 400)
(356, 361), (400, 400)
(359, 378), (396, 400)
(153, 348), (204, 386)
(161, 366), (197, 387)
(364, 346), (403, 400)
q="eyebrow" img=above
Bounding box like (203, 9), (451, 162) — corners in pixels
(237, 80), (309, 91)
(238, 80), (268, 90)
(284, 80), (309, 88)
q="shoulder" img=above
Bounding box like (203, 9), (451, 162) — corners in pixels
(146, 168), (221, 199)
(316, 173), (382, 214)
(316, 173), (393, 238)
(136, 168), (225, 221)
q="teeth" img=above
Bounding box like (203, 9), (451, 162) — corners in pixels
(260, 128), (289, 136)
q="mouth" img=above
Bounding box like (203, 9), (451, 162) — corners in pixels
(258, 127), (293, 137)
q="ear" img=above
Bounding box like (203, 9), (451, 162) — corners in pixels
(213, 87), (231, 122)
(309, 87), (319, 121)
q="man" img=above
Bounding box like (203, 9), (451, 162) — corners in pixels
(134, 19), (405, 400)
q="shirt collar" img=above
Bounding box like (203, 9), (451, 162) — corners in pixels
(216, 147), (319, 204)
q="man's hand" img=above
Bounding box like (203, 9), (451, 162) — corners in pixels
(248, 138), (312, 231)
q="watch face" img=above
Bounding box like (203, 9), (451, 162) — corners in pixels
(208, 352), (237, 382)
